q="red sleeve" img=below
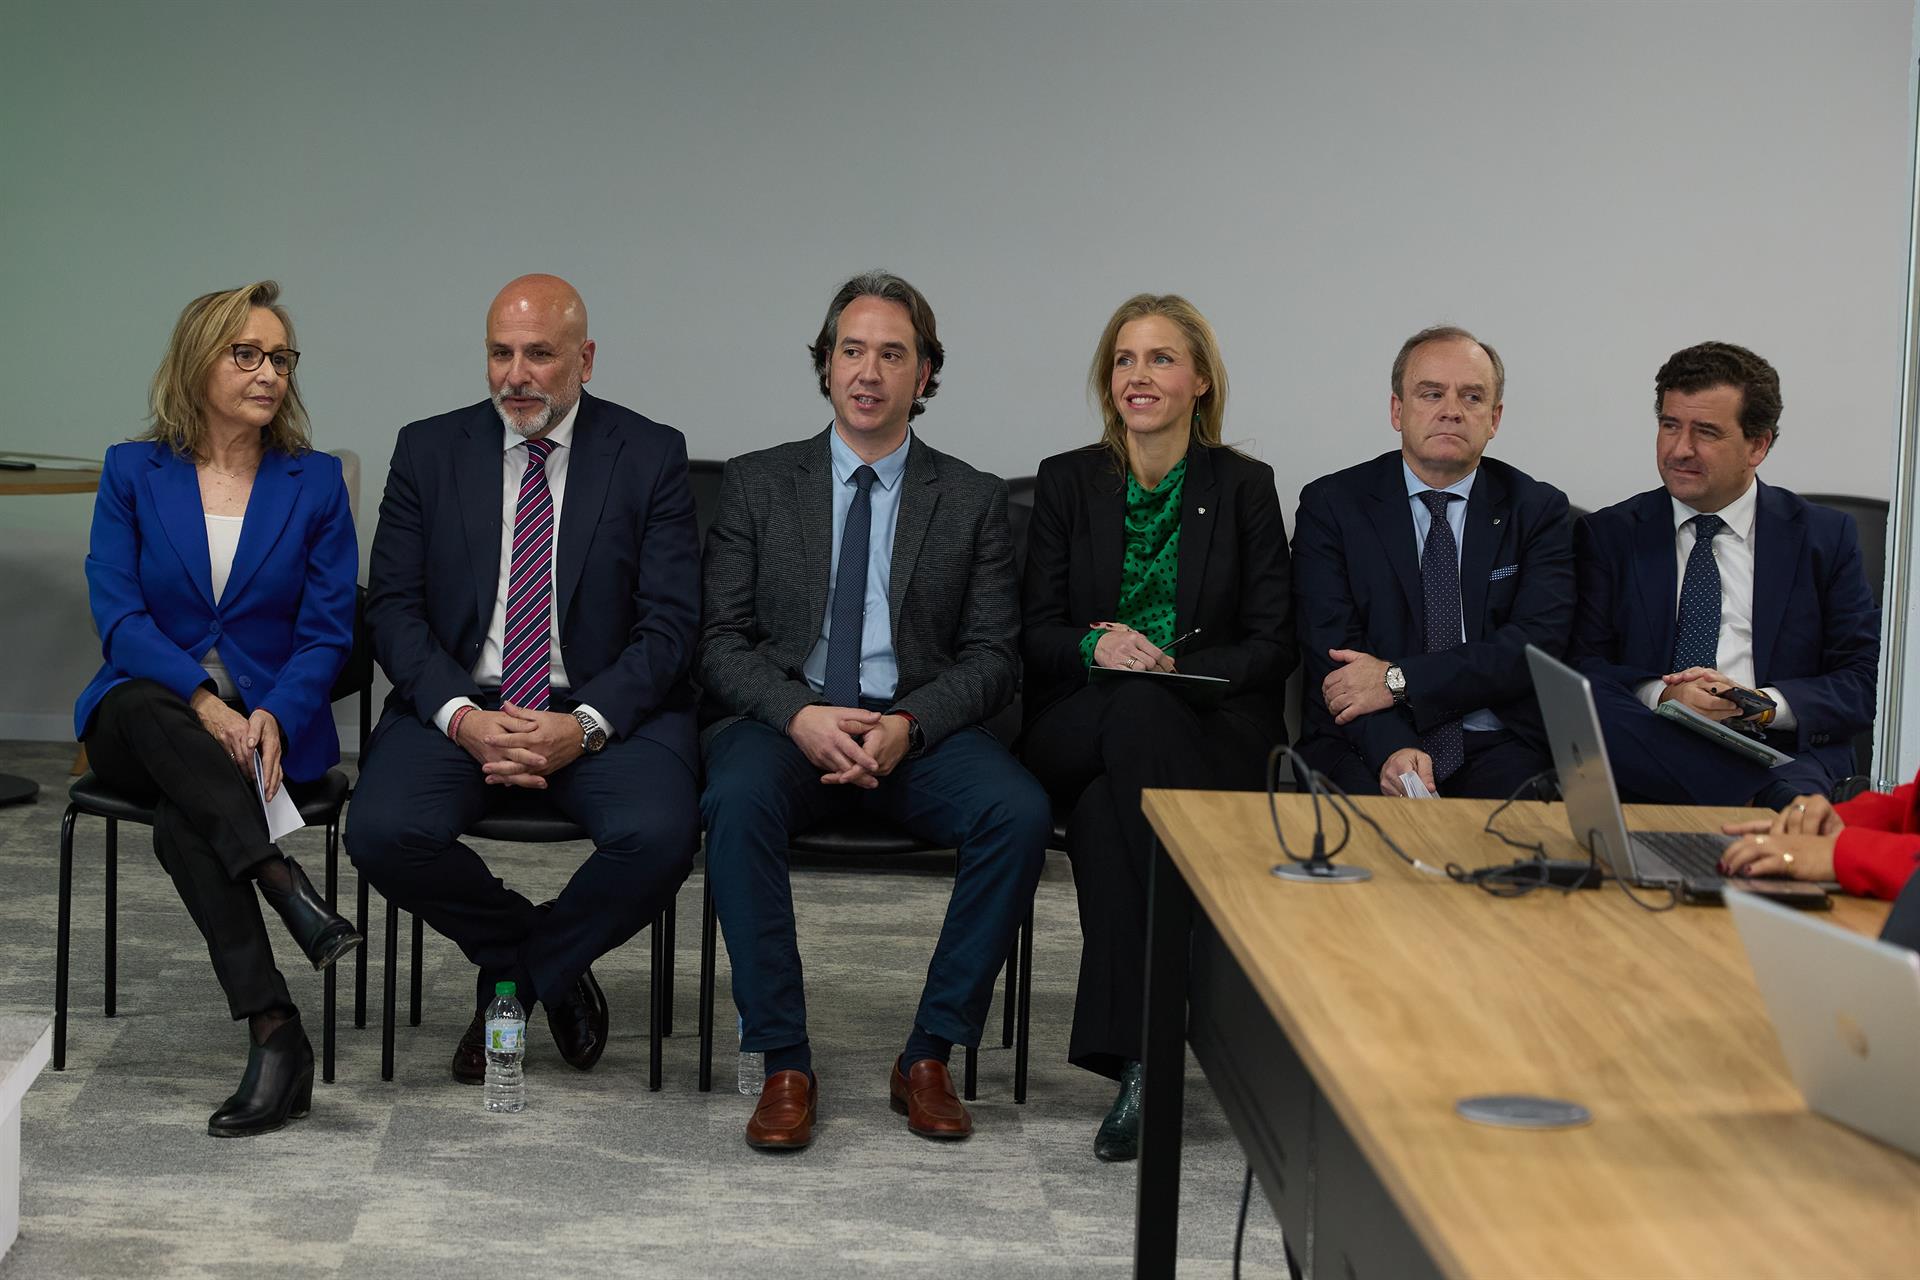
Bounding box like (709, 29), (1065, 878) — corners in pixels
(1833, 828), (1920, 900)
(1833, 779), (1919, 833)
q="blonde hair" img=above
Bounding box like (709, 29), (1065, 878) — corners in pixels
(144, 281), (311, 457)
(1087, 293), (1228, 474)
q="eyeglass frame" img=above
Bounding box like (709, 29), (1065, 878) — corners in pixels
(229, 343), (301, 376)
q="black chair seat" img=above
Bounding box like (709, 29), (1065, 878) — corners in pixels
(467, 812), (589, 843)
(789, 811), (943, 857)
(69, 768), (349, 825)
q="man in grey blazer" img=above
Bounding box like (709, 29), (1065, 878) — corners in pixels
(698, 271), (1050, 1151)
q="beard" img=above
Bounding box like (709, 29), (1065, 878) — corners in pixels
(491, 383), (563, 438)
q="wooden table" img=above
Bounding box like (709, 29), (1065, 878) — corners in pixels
(0, 462), (99, 802)
(1134, 791), (1913, 1279)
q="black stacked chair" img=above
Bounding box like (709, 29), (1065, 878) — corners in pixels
(56, 586), (374, 1082)
(691, 462), (1041, 1103)
(375, 800), (676, 1091)
(1803, 493), (1890, 790)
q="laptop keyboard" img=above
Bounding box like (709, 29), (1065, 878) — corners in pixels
(1631, 830), (1731, 882)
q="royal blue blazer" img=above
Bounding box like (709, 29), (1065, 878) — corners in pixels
(75, 441), (359, 783)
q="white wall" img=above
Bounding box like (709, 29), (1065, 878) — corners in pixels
(2, 0), (1911, 741)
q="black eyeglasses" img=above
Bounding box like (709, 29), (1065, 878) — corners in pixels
(230, 344), (301, 376)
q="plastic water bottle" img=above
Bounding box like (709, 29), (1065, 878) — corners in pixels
(737, 1014), (762, 1095)
(484, 980), (526, 1113)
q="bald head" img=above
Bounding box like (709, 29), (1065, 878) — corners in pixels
(485, 274), (595, 439)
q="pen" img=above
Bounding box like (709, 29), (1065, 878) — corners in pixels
(1162, 628), (1202, 653)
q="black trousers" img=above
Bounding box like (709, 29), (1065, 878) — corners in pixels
(346, 709), (699, 1014)
(1021, 679), (1272, 1080)
(83, 679), (305, 1021)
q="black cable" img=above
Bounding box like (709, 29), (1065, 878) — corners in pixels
(1587, 826), (1681, 913)
(1232, 1164), (1253, 1279)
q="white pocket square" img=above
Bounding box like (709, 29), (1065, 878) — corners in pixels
(1489, 564), (1519, 581)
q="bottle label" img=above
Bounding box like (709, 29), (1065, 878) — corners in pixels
(485, 1018), (523, 1053)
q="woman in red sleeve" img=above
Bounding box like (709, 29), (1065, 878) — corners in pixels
(1720, 782), (1920, 899)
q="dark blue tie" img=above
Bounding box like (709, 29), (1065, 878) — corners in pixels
(1672, 514), (1727, 672)
(1417, 490), (1466, 783)
(823, 464), (878, 707)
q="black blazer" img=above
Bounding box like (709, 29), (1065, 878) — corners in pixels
(1291, 450), (1574, 774)
(1020, 441), (1296, 744)
(365, 391), (702, 774)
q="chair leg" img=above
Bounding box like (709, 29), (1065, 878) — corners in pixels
(648, 911), (663, 1092)
(1015, 905), (1033, 1105)
(964, 1043), (978, 1102)
(382, 900), (398, 1082)
(1001, 936), (1016, 1048)
(55, 806), (76, 1071)
(698, 873), (716, 1093)
(660, 899), (676, 1038)
(103, 819), (118, 1018)
(322, 819), (338, 1084)
(409, 914), (423, 1027)
(354, 876), (368, 1028)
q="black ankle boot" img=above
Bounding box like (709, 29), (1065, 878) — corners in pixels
(208, 1017), (314, 1138)
(1095, 1060), (1144, 1162)
(260, 858), (363, 970)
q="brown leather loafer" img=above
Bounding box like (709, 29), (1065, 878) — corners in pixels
(451, 1011), (485, 1085)
(889, 1058), (972, 1140)
(745, 1069), (817, 1150)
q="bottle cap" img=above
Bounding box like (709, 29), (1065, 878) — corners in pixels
(495, 981), (516, 996)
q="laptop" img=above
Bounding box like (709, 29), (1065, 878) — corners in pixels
(1525, 644), (1809, 902)
(1726, 888), (1920, 1159)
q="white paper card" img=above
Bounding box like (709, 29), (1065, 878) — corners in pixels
(254, 751), (306, 843)
(1398, 771), (1437, 800)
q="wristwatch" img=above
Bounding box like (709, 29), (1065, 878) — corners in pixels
(889, 709), (925, 756)
(572, 709), (608, 753)
(1384, 664), (1408, 705)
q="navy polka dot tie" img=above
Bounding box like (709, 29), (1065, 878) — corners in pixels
(1671, 514), (1726, 672)
(1417, 490), (1465, 783)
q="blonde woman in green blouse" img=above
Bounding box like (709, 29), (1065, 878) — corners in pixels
(1019, 294), (1297, 1161)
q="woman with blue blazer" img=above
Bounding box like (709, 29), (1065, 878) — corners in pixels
(75, 281), (360, 1137)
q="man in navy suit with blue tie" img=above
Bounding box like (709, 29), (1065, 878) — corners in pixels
(1293, 325), (1576, 799)
(1572, 342), (1879, 807)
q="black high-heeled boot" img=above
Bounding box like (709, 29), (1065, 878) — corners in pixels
(259, 857), (363, 970)
(208, 1017), (314, 1138)
(1095, 1060), (1144, 1162)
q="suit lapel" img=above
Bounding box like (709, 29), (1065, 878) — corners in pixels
(145, 450), (215, 610)
(1089, 460), (1127, 618)
(1173, 443), (1218, 632)
(1750, 481), (1802, 680)
(794, 429), (835, 639)
(1632, 489), (1679, 663)
(221, 449), (299, 603)
(887, 435), (939, 633)
(1365, 454), (1421, 618)
(455, 409), (505, 637)
(1457, 465), (1506, 642)
(555, 394), (617, 627)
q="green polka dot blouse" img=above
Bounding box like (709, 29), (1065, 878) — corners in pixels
(1079, 458), (1186, 667)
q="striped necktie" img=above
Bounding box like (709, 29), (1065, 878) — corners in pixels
(499, 437), (557, 711)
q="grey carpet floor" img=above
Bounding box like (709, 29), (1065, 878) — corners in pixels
(0, 741), (1289, 1278)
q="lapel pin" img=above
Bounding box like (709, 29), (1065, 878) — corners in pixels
(1492, 517), (1502, 526)
(1197, 506), (1207, 515)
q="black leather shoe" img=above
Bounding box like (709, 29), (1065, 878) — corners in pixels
(545, 967), (608, 1070)
(208, 1017), (314, 1138)
(260, 858), (363, 971)
(452, 1011), (486, 1085)
(1095, 1060), (1143, 1162)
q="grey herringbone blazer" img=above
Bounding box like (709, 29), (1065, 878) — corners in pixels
(696, 428), (1018, 751)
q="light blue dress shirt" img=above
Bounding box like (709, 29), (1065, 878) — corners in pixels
(802, 427), (909, 702)
(1403, 460), (1501, 733)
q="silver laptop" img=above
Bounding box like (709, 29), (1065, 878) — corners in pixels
(1727, 889), (1920, 1159)
(1526, 645), (1737, 895)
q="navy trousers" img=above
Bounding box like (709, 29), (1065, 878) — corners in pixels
(1587, 679), (1838, 807)
(347, 709), (698, 1012)
(701, 719), (1050, 1053)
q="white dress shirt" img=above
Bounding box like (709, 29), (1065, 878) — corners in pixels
(433, 402), (608, 737)
(1632, 480), (1795, 729)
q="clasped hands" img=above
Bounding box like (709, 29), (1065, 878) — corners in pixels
(1657, 666), (1768, 724)
(1719, 792), (1842, 882)
(788, 704), (911, 789)
(457, 701), (586, 788)
(192, 687), (284, 800)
